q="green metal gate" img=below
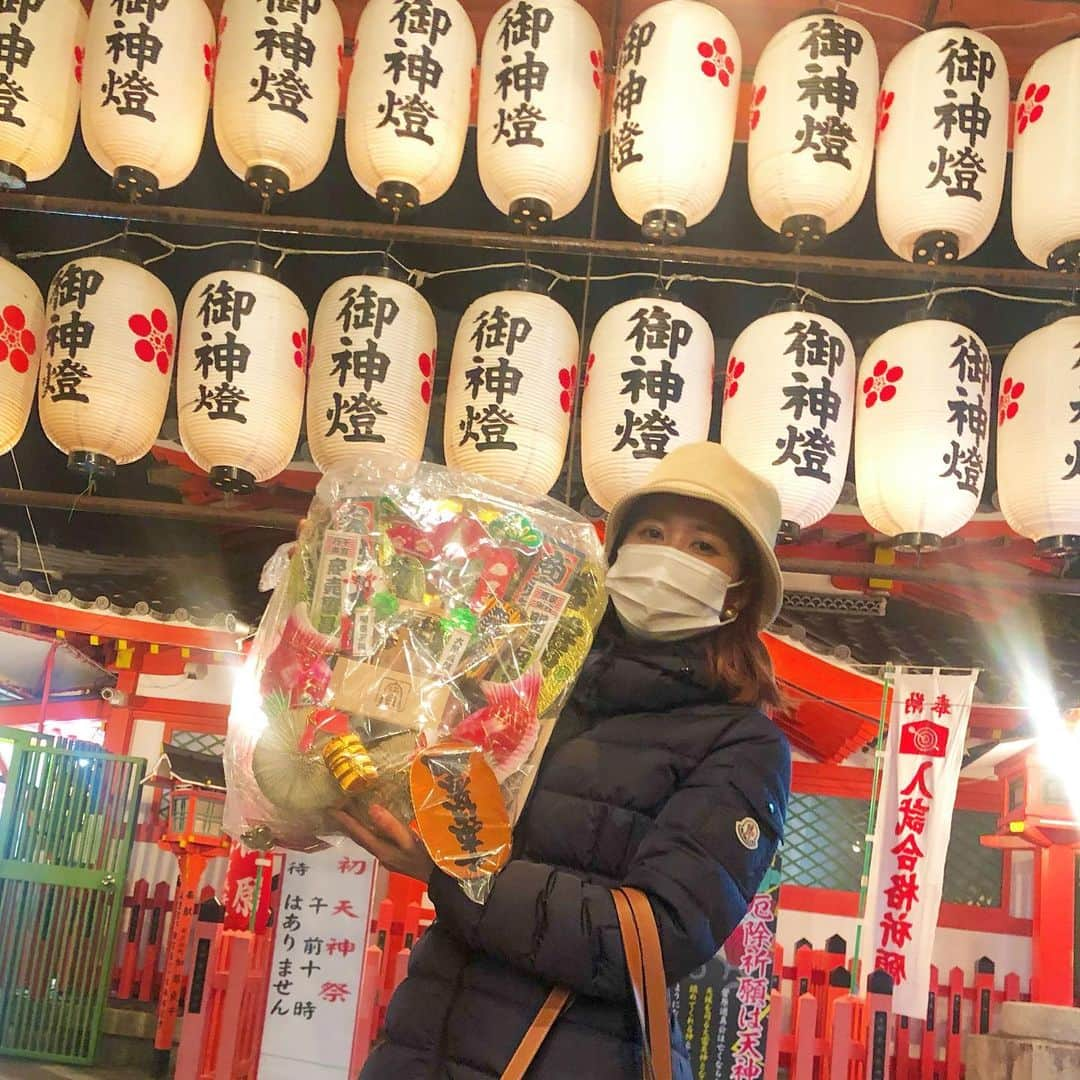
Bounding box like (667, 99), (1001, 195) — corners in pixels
(0, 727), (144, 1064)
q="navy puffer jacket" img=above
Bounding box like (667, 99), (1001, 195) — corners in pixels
(361, 625), (791, 1079)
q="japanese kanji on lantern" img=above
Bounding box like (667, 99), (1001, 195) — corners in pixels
(213, 0), (343, 201)
(581, 294), (713, 511)
(38, 254), (176, 477)
(855, 318), (990, 550)
(720, 309), (855, 540)
(177, 263), (307, 493)
(81, 0), (214, 200)
(0, 254), (44, 455)
(1012, 38), (1080, 274)
(609, 0), (741, 242)
(747, 12), (878, 247)
(875, 27), (1008, 265)
(0, 0), (86, 189)
(308, 272), (437, 471)
(346, 0), (476, 214)
(477, 0), (602, 228)
(443, 286), (577, 495)
(996, 311), (1080, 557)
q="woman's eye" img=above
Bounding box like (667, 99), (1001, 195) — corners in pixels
(639, 526), (662, 540)
(693, 540), (717, 554)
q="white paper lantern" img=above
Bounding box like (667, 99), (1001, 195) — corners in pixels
(747, 13), (878, 245)
(581, 295), (713, 511)
(996, 313), (1080, 555)
(177, 265), (307, 491)
(81, 0), (213, 198)
(214, 0), (342, 199)
(720, 309), (855, 538)
(346, 0), (475, 213)
(308, 273), (436, 471)
(609, 0), (741, 241)
(0, 0), (86, 188)
(443, 287), (577, 494)
(1012, 38), (1080, 273)
(875, 27), (1008, 265)
(855, 318), (990, 548)
(39, 255), (176, 476)
(0, 256), (45, 455)
(477, 0), (602, 227)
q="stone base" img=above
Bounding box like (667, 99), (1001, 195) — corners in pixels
(966, 1003), (1080, 1079)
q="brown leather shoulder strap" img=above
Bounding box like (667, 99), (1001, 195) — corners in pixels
(500, 986), (573, 1080)
(621, 888), (673, 1080)
(612, 887), (649, 1041)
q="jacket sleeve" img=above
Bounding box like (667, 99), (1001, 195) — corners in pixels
(427, 713), (790, 1001)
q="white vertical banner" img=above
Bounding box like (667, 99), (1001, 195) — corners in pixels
(260, 846), (376, 1080)
(861, 669), (977, 1017)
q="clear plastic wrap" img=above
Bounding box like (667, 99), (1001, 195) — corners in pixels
(225, 453), (606, 901)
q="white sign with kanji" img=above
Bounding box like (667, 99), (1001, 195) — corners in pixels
(259, 846), (376, 1080)
(861, 669), (977, 1017)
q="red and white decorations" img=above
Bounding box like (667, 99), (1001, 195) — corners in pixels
(747, 13), (878, 246)
(996, 313), (1080, 556)
(443, 288), (577, 494)
(81, 0), (214, 199)
(38, 256), (175, 476)
(346, 0), (476, 213)
(861, 670), (977, 1017)
(720, 310), (855, 539)
(0, 257), (44, 455)
(855, 319), (991, 549)
(875, 28), (1008, 265)
(581, 295), (712, 510)
(308, 273), (437, 471)
(477, 0), (602, 228)
(1012, 38), (1080, 273)
(177, 267), (307, 492)
(609, 0), (741, 242)
(0, 0), (85, 188)
(214, 0), (343, 199)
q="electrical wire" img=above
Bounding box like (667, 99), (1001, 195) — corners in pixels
(7, 450), (53, 596)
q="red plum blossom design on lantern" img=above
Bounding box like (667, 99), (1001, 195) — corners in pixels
(74, 45), (84, 84)
(590, 48), (603, 90)
(292, 328), (307, 369)
(203, 43), (214, 82)
(998, 377), (1024, 425)
(1016, 83), (1049, 135)
(583, 351), (595, 389)
(0, 305), (35, 374)
(558, 363), (578, 413)
(876, 89), (894, 137)
(129, 309), (173, 374)
(724, 356), (744, 399)
(862, 359), (903, 407)
(418, 349), (435, 404)
(748, 84), (766, 130)
(697, 37), (735, 86)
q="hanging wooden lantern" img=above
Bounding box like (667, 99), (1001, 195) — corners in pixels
(609, 0), (741, 242)
(443, 285), (577, 495)
(39, 254), (176, 477)
(477, 0), (602, 229)
(81, 0), (214, 200)
(0, 0), (86, 189)
(581, 294), (713, 511)
(720, 309), (855, 540)
(177, 263), (307, 492)
(0, 255), (45, 455)
(996, 312), (1080, 556)
(213, 0), (343, 200)
(855, 318), (990, 550)
(308, 272), (436, 471)
(1012, 38), (1080, 273)
(346, 0), (476, 214)
(747, 12), (878, 247)
(875, 26), (1008, 266)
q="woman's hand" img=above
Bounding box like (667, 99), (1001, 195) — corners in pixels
(331, 804), (436, 885)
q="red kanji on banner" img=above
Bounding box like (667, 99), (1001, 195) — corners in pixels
(223, 846), (272, 932)
(904, 691), (925, 715)
(874, 948), (908, 984)
(931, 694), (952, 717)
(884, 872), (920, 914)
(895, 797), (930, 835)
(900, 760), (934, 799)
(890, 833), (926, 871)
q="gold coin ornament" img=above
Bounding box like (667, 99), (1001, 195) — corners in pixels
(225, 456), (607, 902)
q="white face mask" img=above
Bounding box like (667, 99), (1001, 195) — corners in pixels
(606, 543), (744, 642)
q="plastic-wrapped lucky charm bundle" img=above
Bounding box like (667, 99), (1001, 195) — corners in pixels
(225, 454), (606, 901)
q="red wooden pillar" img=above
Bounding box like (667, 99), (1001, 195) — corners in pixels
(1033, 844), (1077, 1005)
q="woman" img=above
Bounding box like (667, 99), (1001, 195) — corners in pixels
(337, 442), (791, 1079)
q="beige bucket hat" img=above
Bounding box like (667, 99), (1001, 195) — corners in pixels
(604, 443), (785, 629)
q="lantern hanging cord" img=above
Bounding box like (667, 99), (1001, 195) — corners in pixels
(5, 450), (53, 596)
(835, 1), (1078, 35)
(13, 230), (1073, 313)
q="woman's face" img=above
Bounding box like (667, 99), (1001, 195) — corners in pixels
(622, 494), (747, 580)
